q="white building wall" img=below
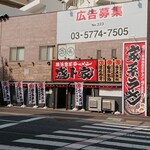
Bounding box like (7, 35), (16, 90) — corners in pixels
(99, 89), (122, 97)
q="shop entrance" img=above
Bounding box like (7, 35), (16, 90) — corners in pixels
(57, 88), (66, 108)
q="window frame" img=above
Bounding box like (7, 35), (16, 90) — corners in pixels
(39, 45), (54, 61)
(111, 49), (117, 59)
(97, 50), (102, 59)
(9, 47), (24, 62)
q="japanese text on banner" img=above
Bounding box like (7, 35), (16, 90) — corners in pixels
(15, 81), (24, 103)
(37, 82), (46, 104)
(75, 82), (83, 106)
(1, 81), (10, 102)
(28, 83), (36, 105)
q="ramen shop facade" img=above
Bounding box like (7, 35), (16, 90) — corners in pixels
(0, 0), (149, 116)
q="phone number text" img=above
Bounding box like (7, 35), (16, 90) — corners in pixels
(70, 27), (129, 40)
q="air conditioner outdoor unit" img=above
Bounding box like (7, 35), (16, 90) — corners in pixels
(88, 97), (102, 112)
(102, 99), (115, 113)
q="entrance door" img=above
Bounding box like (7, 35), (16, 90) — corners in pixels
(57, 88), (66, 108)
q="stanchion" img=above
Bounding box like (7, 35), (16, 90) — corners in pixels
(21, 103), (26, 108)
(21, 100), (26, 108)
(80, 108), (85, 112)
(33, 104), (38, 108)
(7, 102), (13, 107)
(7, 100), (13, 107)
(72, 107), (78, 111)
(43, 105), (47, 109)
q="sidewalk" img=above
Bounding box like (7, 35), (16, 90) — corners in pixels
(0, 106), (150, 126)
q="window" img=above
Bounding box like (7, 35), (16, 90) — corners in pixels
(111, 49), (116, 59)
(10, 47), (24, 61)
(58, 44), (75, 60)
(39, 46), (54, 60)
(97, 50), (101, 59)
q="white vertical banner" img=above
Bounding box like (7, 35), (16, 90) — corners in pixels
(28, 83), (36, 105)
(15, 81), (24, 103)
(75, 82), (83, 106)
(37, 82), (46, 104)
(1, 81), (10, 102)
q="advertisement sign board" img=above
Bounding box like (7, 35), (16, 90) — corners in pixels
(52, 59), (97, 82)
(123, 41), (147, 116)
(57, 0), (147, 43)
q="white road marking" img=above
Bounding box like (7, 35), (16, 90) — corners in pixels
(126, 133), (150, 138)
(135, 130), (150, 135)
(115, 136), (150, 143)
(82, 125), (122, 131)
(19, 117), (45, 123)
(0, 144), (45, 150)
(65, 143), (87, 149)
(102, 141), (150, 149)
(93, 123), (131, 129)
(54, 130), (100, 137)
(36, 134), (87, 141)
(68, 128), (109, 134)
(82, 146), (119, 150)
(0, 123), (18, 129)
(14, 138), (69, 147)
(0, 117), (45, 129)
(0, 119), (18, 123)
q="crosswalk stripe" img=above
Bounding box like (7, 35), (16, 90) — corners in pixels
(136, 130), (150, 135)
(19, 117), (45, 123)
(102, 141), (150, 149)
(53, 130), (100, 137)
(68, 128), (110, 134)
(0, 123), (18, 129)
(125, 133), (150, 139)
(36, 134), (87, 141)
(13, 138), (69, 147)
(132, 127), (150, 131)
(93, 123), (131, 129)
(82, 146), (119, 150)
(82, 125), (122, 131)
(115, 136), (150, 143)
(11, 122), (150, 150)
(102, 122), (136, 127)
(0, 144), (45, 150)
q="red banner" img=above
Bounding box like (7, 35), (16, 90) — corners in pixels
(114, 59), (122, 82)
(106, 59), (114, 82)
(52, 60), (97, 82)
(123, 41), (146, 116)
(98, 59), (106, 82)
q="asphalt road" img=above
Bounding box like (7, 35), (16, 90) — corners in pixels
(0, 107), (150, 149)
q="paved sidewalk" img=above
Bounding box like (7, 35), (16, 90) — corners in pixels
(0, 106), (150, 126)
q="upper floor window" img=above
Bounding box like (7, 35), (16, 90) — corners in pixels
(10, 47), (24, 61)
(57, 44), (75, 60)
(97, 50), (101, 59)
(111, 49), (116, 59)
(39, 46), (54, 61)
